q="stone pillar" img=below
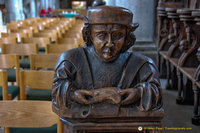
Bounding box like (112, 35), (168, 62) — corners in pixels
(45, 0), (49, 10)
(0, 10), (3, 29)
(30, 0), (36, 18)
(0, 10), (2, 24)
(54, 0), (60, 9)
(49, 0), (53, 9)
(40, 0), (45, 9)
(19, 0), (25, 20)
(106, 0), (156, 42)
(5, 0), (25, 22)
(49, 0), (58, 10)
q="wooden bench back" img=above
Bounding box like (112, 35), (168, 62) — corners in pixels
(0, 54), (20, 87)
(62, 32), (81, 39)
(19, 25), (39, 33)
(45, 44), (77, 54)
(0, 54), (20, 69)
(22, 37), (51, 48)
(20, 70), (54, 100)
(57, 38), (79, 45)
(11, 29), (33, 37)
(1, 44), (38, 55)
(6, 23), (19, 33)
(1, 33), (28, 43)
(30, 54), (60, 70)
(33, 32), (57, 42)
(0, 37), (18, 44)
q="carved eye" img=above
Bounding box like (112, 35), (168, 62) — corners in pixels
(96, 32), (107, 40)
(112, 32), (124, 40)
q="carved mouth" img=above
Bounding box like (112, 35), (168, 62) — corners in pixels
(103, 52), (113, 59)
(102, 48), (115, 57)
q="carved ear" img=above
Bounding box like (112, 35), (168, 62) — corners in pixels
(88, 28), (93, 42)
(130, 23), (139, 31)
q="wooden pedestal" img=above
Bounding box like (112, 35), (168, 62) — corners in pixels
(61, 117), (163, 133)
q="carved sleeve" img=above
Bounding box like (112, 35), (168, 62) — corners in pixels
(52, 60), (76, 109)
(134, 62), (163, 111)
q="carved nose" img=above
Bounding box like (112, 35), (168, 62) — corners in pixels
(105, 34), (113, 47)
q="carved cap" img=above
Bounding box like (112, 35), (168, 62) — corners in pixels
(85, 6), (139, 31)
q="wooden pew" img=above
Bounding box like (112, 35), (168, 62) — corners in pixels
(157, 0), (200, 125)
(176, 9), (199, 104)
(157, 1), (199, 88)
(189, 11), (200, 125)
(163, 8), (181, 90)
(157, 0), (187, 79)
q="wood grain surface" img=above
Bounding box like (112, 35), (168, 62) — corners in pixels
(0, 100), (57, 128)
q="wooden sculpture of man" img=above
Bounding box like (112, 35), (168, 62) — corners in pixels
(52, 6), (163, 119)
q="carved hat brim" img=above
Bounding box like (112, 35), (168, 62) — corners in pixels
(85, 6), (139, 31)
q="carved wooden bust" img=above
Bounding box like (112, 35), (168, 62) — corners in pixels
(52, 6), (163, 120)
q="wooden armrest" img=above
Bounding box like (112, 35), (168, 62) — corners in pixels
(169, 58), (179, 67)
(159, 51), (168, 59)
(196, 81), (200, 88)
(179, 67), (196, 81)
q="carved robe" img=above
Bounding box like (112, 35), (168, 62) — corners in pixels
(52, 46), (162, 118)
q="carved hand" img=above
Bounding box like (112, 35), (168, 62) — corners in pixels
(91, 87), (121, 104)
(120, 88), (140, 105)
(73, 89), (93, 104)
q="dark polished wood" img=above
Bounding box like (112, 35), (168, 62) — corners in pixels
(157, 0), (200, 125)
(192, 46), (200, 125)
(62, 117), (163, 133)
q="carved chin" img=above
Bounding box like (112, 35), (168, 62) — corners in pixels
(101, 54), (118, 62)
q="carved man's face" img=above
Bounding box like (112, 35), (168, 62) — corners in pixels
(90, 24), (126, 62)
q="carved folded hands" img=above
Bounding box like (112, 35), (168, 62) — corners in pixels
(71, 87), (141, 105)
